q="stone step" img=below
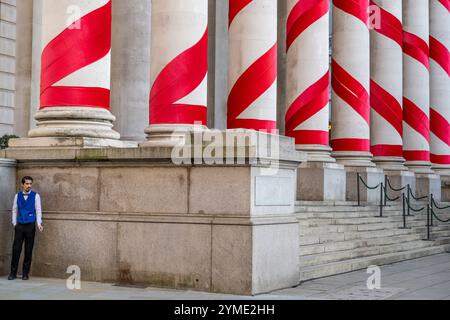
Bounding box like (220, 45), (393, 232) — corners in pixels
(299, 228), (416, 245)
(298, 220), (430, 236)
(299, 233), (425, 256)
(295, 205), (403, 213)
(299, 246), (449, 282)
(298, 210), (411, 219)
(300, 240), (435, 267)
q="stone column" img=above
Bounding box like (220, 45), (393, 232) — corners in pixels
(331, 0), (383, 201)
(430, 0), (450, 172)
(286, 0), (345, 201)
(430, 0), (450, 201)
(110, 0), (150, 142)
(0, 158), (16, 275)
(142, 0), (208, 147)
(14, 0), (33, 138)
(227, 0), (277, 132)
(370, 0), (415, 195)
(0, 0), (16, 136)
(12, 0), (123, 148)
(403, 0), (441, 198)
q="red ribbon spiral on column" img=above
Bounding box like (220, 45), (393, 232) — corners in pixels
(40, 1), (112, 110)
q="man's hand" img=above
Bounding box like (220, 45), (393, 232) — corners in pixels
(38, 224), (44, 232)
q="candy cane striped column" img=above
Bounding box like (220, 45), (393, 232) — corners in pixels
(370, 0), (405, 169)
(331, 0), (374, 166)
(430, 0), (450, 172)
(29, 0), (120, 140)
(403, 0), (432, 172)
(143, 0), (208, 146)
(227, 0), (277, 132)
(285, 0), (333, 162)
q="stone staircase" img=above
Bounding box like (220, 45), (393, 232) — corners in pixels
(296, 201), (450, 283)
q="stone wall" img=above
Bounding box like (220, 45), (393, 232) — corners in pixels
(0, 158), (16, 275)
(0, 0), (16, 136)
(0, 139), (305, 294)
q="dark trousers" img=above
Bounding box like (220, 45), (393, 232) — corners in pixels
(10, 223), (36, 276)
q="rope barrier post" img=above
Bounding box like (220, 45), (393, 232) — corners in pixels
(401, 193), (407, 229)
(379, 183), (383, 218)
(384, 176), (388, 206)
(427, 204), (431, 241)
(357, 173), (361, 207)
(430, 194), (434, 227)
(407, 185), (411, 216)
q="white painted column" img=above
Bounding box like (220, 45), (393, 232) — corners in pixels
(110, 0), (150, 142)
(430, 0), (450, 172)
(286, 0), (332, 162)
(142, 0), (208, 146)
(402, 0), (432, 172)
(227, 0), (277, 132)
(370, 0), (406, 170)
(28, 0), (120, 141)
(331, 0), (374, 167)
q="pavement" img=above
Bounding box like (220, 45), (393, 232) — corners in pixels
(0, 253), (449, 300)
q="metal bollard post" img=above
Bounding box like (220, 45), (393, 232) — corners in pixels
(357, 173), (361, 207)
(379, 183), (383, 218)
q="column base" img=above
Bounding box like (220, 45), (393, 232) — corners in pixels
(297, 162), (346, 201)
(296, 144), (336, 163)
(8, 137), (137, 149)
(141, 124), (207, 147)
(415, 173), (441, 201)
(373, 156), (407, 172)
(405, 161), (434, 174)
(345, 166), (384, 203)
(29, 107), (121, 140)
(332, 151), (376, 167)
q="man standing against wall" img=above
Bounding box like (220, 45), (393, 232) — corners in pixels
(8, 176), (44, 281)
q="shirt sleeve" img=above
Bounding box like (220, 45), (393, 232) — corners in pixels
(35, 194), (43, 226)
(12, 194), (17, 226)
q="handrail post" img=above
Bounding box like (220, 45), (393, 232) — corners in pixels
(426, 204), (431, 241)
(430, 194), (434, 227)
(379, 183), (383, 218)
(407, 185), (411, 216)
(384, 175), (388, 206)
(402, 193), (406, 229)
(357, 173), (361, 207)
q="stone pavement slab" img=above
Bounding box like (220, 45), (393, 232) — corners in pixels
(0, 253), (448, 300)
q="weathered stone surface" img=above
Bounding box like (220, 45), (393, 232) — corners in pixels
(0, 158), (16, 275)
(99, 167), (189, 214)
(32, 219), (118, 282)
(117, 222), (211, 290)
(17, 167), (99, 212)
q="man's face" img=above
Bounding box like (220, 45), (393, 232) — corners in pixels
(22, 180), (33, 193)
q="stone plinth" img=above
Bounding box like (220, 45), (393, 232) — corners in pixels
(0, 158), (17, 275)
(384, 170), (416, 201)
(440, 175), (450, 202)
(297, 162), (346, 201)
(0, 133), (306, 295)
(346, 167), (385, 203)
(416, 173), (442, 202)
(8, 137), (138, 149)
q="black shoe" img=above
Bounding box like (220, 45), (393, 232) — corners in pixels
(22, 275), (29, 281)
(8, 274), (16, 281)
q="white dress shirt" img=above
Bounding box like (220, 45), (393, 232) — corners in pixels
(12, 191), (42, 226)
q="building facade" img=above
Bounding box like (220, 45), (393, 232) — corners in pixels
(0, 0), (449, 295)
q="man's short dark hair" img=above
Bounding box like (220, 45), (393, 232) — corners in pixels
(21, 176), (33, 184)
